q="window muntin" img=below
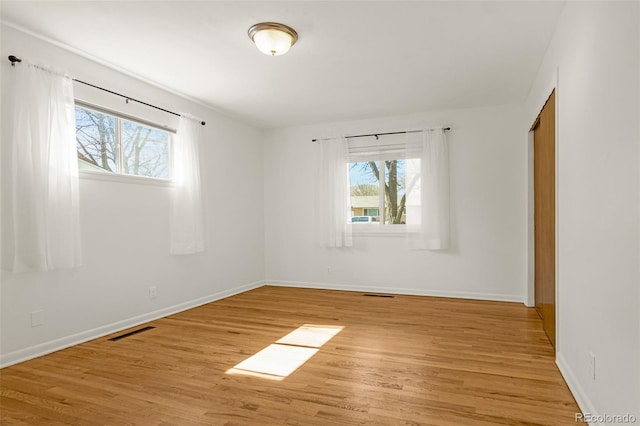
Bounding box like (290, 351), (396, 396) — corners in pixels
(75, 106), (171, 180)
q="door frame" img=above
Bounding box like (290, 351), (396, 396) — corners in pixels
(526, 69), (559, 353)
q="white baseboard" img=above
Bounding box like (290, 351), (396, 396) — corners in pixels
(265, 280), (523, 303)
(0, 279), (523, 368)
(556, 351), (596, 424)
(0, 280), (265, 368)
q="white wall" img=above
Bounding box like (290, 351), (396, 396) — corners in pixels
(263, 103), (527, 302)
(525, 1), (639, 418)
(0, 25), (265, 366)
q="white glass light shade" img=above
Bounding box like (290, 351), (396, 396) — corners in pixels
(253, 29), (293, 56)
(248, 22), (298, 56)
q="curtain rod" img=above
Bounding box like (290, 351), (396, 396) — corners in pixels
(311, 127), (450, 143)
(7, 55), (205, 126)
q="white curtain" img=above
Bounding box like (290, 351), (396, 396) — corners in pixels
(317, 138), (352, 247)
(409, 129), (450, 250)
(1, 62), (81, 271)
(170, 115), (205, 254)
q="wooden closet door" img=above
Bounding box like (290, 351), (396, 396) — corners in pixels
(533, 90), (556, 347)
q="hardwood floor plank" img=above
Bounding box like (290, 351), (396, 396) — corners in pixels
(0, 286), (580, 425)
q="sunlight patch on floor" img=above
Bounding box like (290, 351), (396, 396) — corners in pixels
(276, 325), (343, 348)
(227, 324), (343, 379)
(228, 344), (318, 379)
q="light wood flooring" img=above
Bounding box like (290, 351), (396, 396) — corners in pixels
(0, 286), (580, 425)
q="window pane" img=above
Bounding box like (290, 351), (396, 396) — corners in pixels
(349, 161), (380, 223)
(121, 120), (170, 179)
(75, 107), (117, 173)
(384, 160), (406, 224)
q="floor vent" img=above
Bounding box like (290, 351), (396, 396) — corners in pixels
(109, 326), (155, 341)
(363, 293), (394, 298)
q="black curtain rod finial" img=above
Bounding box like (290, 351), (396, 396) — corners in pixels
(8, 55), (22, 66)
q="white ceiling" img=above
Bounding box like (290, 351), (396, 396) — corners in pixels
(1, 1), (564, 129)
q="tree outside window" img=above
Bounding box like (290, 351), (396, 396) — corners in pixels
(75, 106), (170, 179)
(349, 160), (407, 224)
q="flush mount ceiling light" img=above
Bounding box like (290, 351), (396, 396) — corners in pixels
(248, 22), (298, 56)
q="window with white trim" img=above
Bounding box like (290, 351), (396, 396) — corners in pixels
(75, 105), (171, 179)
(347, 134), (421, 229)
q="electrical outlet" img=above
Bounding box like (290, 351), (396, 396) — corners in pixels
(589, 352), (596, 380)
(149, 286), (158, 300)
(31, 310), (44, 327)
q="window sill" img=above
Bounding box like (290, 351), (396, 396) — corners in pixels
(351, 225), (417, 238)
(79, 170), (174, 187)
